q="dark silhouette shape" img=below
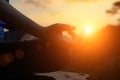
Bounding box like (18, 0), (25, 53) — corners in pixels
(106, 1), (120, 25)
(68, 24), (120, 80)
(0, 39), (71, 79)
(2, 75), (56, 80)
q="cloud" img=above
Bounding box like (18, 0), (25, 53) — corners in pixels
(22, 0), (63, 17)
(22, 0), (107, 8)
(22, 0), (54, 8)
(64, 0), (107, 3)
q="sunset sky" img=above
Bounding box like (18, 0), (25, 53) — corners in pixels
(10, 0), (119, 34)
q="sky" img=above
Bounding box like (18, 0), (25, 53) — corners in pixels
(10, 0), (119, 34)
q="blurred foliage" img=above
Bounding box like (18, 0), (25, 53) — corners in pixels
(67, 24), (120, 80)
(106, 1), (120, 25)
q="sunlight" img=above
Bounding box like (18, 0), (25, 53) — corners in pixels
(83, 25), (95, 36)
(84, 26), (93, 34)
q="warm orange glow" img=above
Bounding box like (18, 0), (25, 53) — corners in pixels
(84, 26), (93, 34)
(83, 25), (95, 36)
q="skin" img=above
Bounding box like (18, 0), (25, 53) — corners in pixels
(0, 0), (75, 41)
(0, 0), (75, 66)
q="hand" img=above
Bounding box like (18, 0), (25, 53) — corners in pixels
(42, 23), (76, 47)
(41, 23), (76, 67)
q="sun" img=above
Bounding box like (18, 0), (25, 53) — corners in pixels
(83, 25), (94, 35)
(84, 26), (93, 34)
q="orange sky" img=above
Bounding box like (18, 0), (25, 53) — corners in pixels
(10, 0), (119, 34)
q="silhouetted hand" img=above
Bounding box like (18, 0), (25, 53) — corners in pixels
(42, 23), (76, 47)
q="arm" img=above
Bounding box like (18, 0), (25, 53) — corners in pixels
(0, 0), (44, 38)
(0, 0), (75, 44)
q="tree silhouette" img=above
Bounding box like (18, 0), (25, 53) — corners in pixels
(106, 1), (120, 25)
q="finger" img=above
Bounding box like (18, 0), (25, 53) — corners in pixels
(52, 24), (76, 38)
(50, 23), (75, 32)
(68, 31), (76, 39)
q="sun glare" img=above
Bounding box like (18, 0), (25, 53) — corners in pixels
(83, 25), (94, 36)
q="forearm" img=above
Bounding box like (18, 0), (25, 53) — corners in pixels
(0, 0), (44, 38)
